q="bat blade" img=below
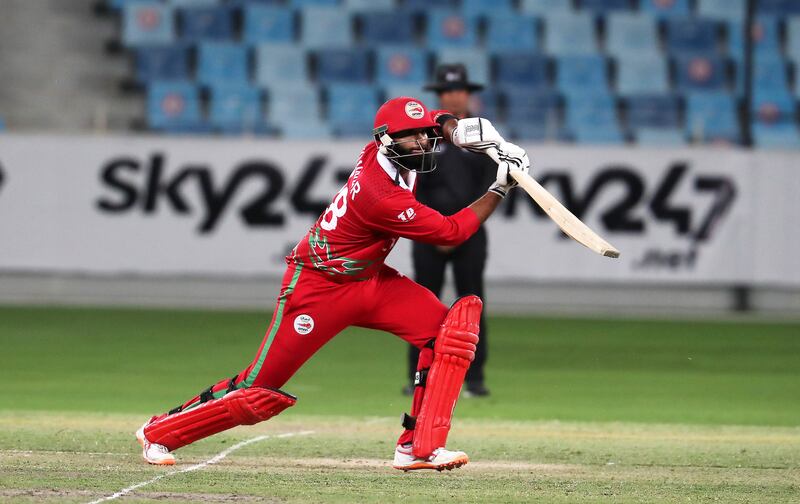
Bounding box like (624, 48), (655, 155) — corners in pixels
(509, 170), (620, 258)
(484, 146), (619, 258)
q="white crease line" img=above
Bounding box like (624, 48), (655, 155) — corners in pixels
(86, 430), (314, 504)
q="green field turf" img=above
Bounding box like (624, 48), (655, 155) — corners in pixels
(1, 306), (799, 503)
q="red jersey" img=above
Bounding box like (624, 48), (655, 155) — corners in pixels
(287, 142), (481, 282)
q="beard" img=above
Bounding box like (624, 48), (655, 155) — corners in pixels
(391, 139), (437, 172)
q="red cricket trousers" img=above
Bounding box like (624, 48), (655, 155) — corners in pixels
(171, 262), (448, 442)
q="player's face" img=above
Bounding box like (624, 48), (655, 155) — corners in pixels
(392, 129), (431, 154)
(438, 89), (470, 118)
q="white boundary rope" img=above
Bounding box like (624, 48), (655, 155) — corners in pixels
(86, 430), (314, 504)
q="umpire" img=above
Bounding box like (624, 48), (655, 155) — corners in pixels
(404, 64), (496, 398)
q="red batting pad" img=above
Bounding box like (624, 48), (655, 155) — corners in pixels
(412, 295), (481, 459)
(144, 387), (296, 451)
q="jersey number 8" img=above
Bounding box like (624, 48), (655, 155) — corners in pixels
(320, 186), (349, 231)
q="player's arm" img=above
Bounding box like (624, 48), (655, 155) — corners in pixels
(368, 143), (530, 245)
(368, 191), (482, 246)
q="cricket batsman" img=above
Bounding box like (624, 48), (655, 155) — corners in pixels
(135, 96), (529, 471)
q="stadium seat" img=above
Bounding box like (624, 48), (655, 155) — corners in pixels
(208, 84), (262, 133)
(616, 58), (668, 95)
(752, 123), (800, 148)
(227, 0), (284, 7)
(753, 87), (796, 123)
(727, 17), (780, 62)
(635, 128), (686, 145)
(519, 0), (572, 16)
(758, 0), (800, 16)
(625, 94), (681, 129)
(754, 55), (789, 93)
(135, 45), (190, 83)
(556, 55), (609, 97)
(314, 48), (370, 83)
(196, 42), (249, 87)
(147, 80), (203, 131)
(470, 90), (501, 123)
(292, 0), (339, 6)
(107, 0), (141, 10)
(426, 10), (478, 48)
(639, 0), (690, 19)
(436, 48), (489, 87)
(404, 0), (456, 12)
(493, 52), (549, 89)
(122, 2), (175, 47)
(267, 84), (321, 122)
(242, 5), (294, 43)
(605, 13), (660, 60)
(752, 16), (780, 53)
(301, 7), (353, 48)
(787, 18), (800, 66)
(697, 0), (745, 22)
(686, 91), (740, 142)
(327, 84), (380, 136)
(382, 85), (437, 109)
(572, 126), (625, 144)
(462, 0), (514, 19)
(507, 122), (567, 142)
(255, 44), (308, 87)
(178, 5), (233, 41)
(577, 0), (633, 16)
(504, 88), (560, 125)
(168, 0), (220, 7)
(565, 94), (624, 144)
(545, 13), (597, 55)
(485, 13), (539, 51)
(344, 0), (393, 11)
(376, 47), (429, 86)
(673, 53), (727, 91)
(665, 18), (719, 55)
(282, 118), (332, 139)
(359, 11), (415, 46)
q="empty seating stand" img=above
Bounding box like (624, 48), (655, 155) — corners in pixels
(106, 0), (797, 146)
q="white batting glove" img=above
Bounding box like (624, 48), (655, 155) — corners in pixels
(488, 142), (530, 198)
(451, 117), (505, 153)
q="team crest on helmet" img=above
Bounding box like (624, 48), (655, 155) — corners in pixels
(404, 101), (425, 119)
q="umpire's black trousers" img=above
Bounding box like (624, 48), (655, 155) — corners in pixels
(409, 226), (488, 384)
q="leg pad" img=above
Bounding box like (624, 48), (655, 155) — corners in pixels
(412, 296), (481, 459)
(144, 387), (296, 451)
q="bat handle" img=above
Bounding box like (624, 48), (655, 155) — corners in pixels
(484, 146), (501, 165)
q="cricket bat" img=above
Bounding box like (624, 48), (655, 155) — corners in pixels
(486, 147), (620, 258)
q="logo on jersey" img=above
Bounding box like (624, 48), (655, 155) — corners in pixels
(397, 207), (416, 222)
(293, 314), (315, 335)
(405, 101), (424, 119)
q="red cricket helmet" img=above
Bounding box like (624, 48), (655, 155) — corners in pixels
(373, 96), (437, 135)
(372, 96), (440, 173)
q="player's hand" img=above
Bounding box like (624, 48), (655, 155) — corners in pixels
(451, 117), (505, 153)
(488, 142), (530, 198)
(430, 109), (457, 142)
(429, 109), (453, 124)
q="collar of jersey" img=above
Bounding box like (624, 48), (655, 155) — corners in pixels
(377, 151), (416, 191)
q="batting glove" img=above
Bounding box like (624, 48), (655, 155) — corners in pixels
(488, 142), (530, 198)
(451, 117), (505, 153)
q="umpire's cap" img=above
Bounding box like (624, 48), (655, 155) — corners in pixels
(424, 64), (484, 93)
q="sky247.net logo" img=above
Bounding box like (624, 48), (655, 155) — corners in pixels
(502, 162), (738, 271)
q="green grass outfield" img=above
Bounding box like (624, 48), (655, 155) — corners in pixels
(1, 306), (799, 502)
